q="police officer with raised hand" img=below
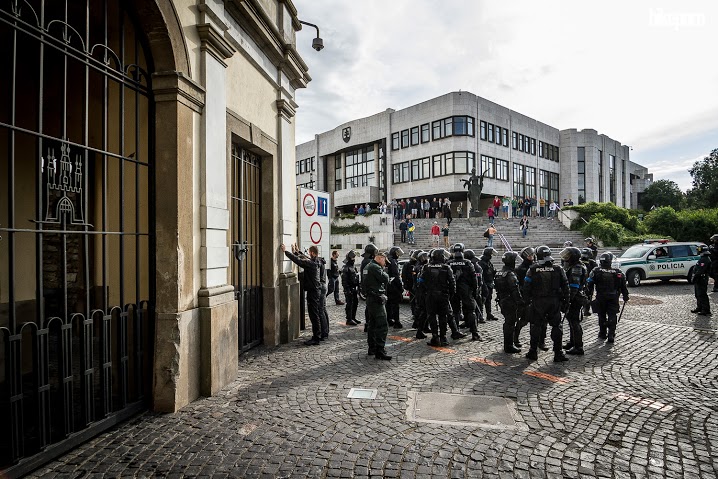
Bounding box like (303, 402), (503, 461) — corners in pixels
(692, 245), (712, 316)
(561, 247), (589, 355)
(464, 249), (486, 325)
(709, 234), (718, 292)
(523, 245), (570, 362)
(587, 252), (629, 343)
(479, 247), (500, 321)
(386, 246), (405, 329)
(413, 251), (431, 339)
(448, 243), (482, 341)
(363, 249), (392, 360)
(403, 250), (420, 328)
(281, 243), (323, 346)
(418, 248), (456, 346)
(494, 251), (524, 353)
(359, 243), (378, 330)
(513, 246), (535, 348)
(580, 248), (598, 317)
(341, 250), (361, 326)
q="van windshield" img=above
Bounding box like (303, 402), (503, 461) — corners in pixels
(621, 245), (651, 258)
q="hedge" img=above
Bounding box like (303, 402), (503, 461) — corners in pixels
(565, 202), (639, 232)
(331, 222), (370, 234)
(642, 207), (718, 243)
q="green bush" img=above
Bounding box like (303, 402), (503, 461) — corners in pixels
(336, 213), (356, 220)
(331, 222), (369, 234)
(565, 202), (638, 231)
(643, 207), (718, 243)
(582, 214), (626, 246)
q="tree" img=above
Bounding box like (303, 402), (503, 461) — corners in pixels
(687, 148), (718, 207)
(639, 179), (684, 211)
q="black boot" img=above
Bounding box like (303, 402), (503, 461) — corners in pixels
(393, 321), (403, 329)
(504, 343), (521, 353)
(427, 337), (440, 347)
(526, 349), (538, 361)
(415, 330), (427, 339)
(566, 347), (584, 355)
(538, 341), (549, 351)
(513, 328), (522, 348)
(472, 332), (481, 341)
(375, 351), (392, 361)
(554, 351), (569, 362)
(451, 331), (467, 339)
(440, 336), (449, 346)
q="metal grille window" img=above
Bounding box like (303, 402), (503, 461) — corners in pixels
(0, 0), (154, 471)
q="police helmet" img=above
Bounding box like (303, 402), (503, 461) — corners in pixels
(452, 243), (465, 253)
(560, 247), (581, 264)
(502, 251), (519, 269)
(362, 243), (378, 258)
(519, 246), (535, 261)
(563, 240), (573, 247)
(482, 247), (498, 257)
(431, 248), (449, 264)
(417, 251), (429, 264)
(410, 249), (423, 263)
(697, 244), (710, 256)
(345, 250), (357, 263)
(711, 234), (718, 244)
(599, 251), (614, 268)
(535, 245), (553, 264)
(389, 246), (404, 259)
(464, 249), (476, 261)
(584, 237), (595, 245)
(580, 247), (593, 260)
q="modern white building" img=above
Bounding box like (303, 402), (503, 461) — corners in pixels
(296, 92), (652, 214)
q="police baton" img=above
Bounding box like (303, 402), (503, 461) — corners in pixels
(617, 300), (627, 323)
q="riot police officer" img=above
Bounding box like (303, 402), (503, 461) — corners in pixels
(464, 249), (486, 324)
(360, 243), (378, 330)
(580, 248), (598, 317)
(402, 250), (420, 327)
(585, 237), (598, 260)
(523, 245), (570, 362)
(560, 247), (589, 355)
(341, 251), (360, 326)
(709, 234), (718, 292)
(363, 249), (392, 360)
(692, 245), (712, 316)
(413, 251), (431, 339)
(513, 246), (535, 348)
(386, 246), (404, 329)
(587, 252), (629, 343)
(418, 248), (456, 346)
(494, 251), (524, 353)
(478, 247), (499, 321)
(448, 243), (481, 341)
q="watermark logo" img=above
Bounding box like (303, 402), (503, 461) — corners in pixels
(649, 8), (706, 30)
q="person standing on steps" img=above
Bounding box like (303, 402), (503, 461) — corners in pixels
(442, 223), (450, 248)
(431, 221), (441, 247)
(486, 224), (497, 248)
(520, 215), (529, 238)
(407, 218), (415, 245)
(363, 249), (393, 360)
(399, 218), (407, 243)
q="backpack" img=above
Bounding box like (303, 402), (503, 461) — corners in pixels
(483, 229), (490, 238)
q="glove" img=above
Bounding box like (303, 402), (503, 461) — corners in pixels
(623, 296), (629, 302)
(378, 294), (388, 305)
(560, 301), (569, 314)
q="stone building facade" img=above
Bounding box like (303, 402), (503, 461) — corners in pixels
(296, 92), (652, 214)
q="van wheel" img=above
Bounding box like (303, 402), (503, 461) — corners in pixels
(687, 267), (695, 285)
(627, 270), (641, 287)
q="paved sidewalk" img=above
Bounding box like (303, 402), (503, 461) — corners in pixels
(31, 281), (718, 478)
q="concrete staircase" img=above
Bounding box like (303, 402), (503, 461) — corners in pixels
(395, 216), (587, 255)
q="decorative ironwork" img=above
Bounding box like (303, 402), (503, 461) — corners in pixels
(43, 143), (86, 225)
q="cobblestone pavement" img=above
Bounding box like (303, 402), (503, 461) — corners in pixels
(31, 280), (718, 478)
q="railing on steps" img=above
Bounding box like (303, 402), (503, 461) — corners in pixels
(498, 233), (513, 251)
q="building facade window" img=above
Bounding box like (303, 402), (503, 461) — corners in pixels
(548, 144), (553, 161)
(391, 132), (400, 150)
(411, 157), (431, 180)
(577, 147), (586, 204)
(519, 134), (524, 152)
(298, 180), (316, 189)
(539, 141), (544, 158)
(609, 154), (616, 203)
(481, 155), (495, 178)
(549, 172), (560, 203)
(539, 169), (549, 200)
(513, 163), (525, 197)
(480, 120), (487, 140)
(530, 138), (536, 155)
(411, 126), (419, 146)
(598, 149), (604, 202)
(296, 156), (314, 174)
(512, 131), (517, 149)
(494, 125), (501, 144)
(502, 128), (509, 147)
(432, 120), (441, 140)
(487, 123), (494, 143)
(496, 159), (509, 181)
(433, 116), (475, 140)
(345, 146), (375, 189)
(525, 166), (536, 198)
(622, 159), (627, 206)
(334, 156), (343, 191)
(421, 123), (430, 143)
(401, 129), (409, 148)
(432, 151), (474, 177)
(392, 161), (410, 184)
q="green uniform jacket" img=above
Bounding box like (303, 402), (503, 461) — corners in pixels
(363, 260), (389, 299)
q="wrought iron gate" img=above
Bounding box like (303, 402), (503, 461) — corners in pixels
(231, 144), (263, 353)
(0, 0), (154, 474)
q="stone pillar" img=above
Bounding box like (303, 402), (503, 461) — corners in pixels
(373, 143), (380, 190)
(196, 16), (238, 397)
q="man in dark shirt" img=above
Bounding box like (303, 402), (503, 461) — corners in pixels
(282, 243), (323, 345)
(326, 250), (344, 305)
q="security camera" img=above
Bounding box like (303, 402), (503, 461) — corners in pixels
(312, 37), (324, 51)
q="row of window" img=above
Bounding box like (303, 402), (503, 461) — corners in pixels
(480, 155), (510, 181)
(477, 121), (560, 163)
(391, 116), (475, 150)
(392, 151), (476, 184)
(298, 181), (316, 189)
(538, 141), (559, 162)
(295, 156), (315, 175)
(480, 121), (509, 147)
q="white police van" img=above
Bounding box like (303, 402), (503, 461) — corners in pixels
(611, 240), (705, 287)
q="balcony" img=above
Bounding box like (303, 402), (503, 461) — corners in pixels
(333, 186), (380, 207)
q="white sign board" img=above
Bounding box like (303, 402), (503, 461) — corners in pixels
(298, 187), (331, 258)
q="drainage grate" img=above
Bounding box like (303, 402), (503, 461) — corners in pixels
(347, 388), (378, 399)
(406, 392), (526, 430)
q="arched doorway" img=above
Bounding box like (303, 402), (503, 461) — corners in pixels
(0, 0), (155, 473)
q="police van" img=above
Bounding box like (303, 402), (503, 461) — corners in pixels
(611, 240), (706, 287)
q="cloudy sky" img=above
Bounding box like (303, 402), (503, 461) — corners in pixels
(294, 0), (718, 192)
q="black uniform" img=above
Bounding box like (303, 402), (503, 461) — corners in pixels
(327, 256), (341, 303)
(318, 257), (330, 338)
(363, 260), (391, 358)
(564, 261), (589, 353)
(360, 256), (373, 327)
(386, 256), (404, 328)
(494, 267), (524, 352)
(447, 254), (480, 339)
(284, 251), (322, 343)
(466, 254), (486, 323)
(401, 259), (417, 325)
(478, 254), (498, 321)
(523, 261), (570, 358)
(418, 261), (456, 345)
(513, 258), (534, 345)
(709, 240), (718, 292)
(587, 267), (629, 342)
(580, 257), (598, 316)
(693, 253), (712, 315)
(341, 260), (360, 324)
(413, 259), (430, 337)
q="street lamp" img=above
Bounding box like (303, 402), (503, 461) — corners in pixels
(299, 20), (324, 51)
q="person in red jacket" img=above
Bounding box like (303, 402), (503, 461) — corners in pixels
(430, 221), (441, 247)
(492, 196), (501, 218)
(487, 206), (495, 226)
